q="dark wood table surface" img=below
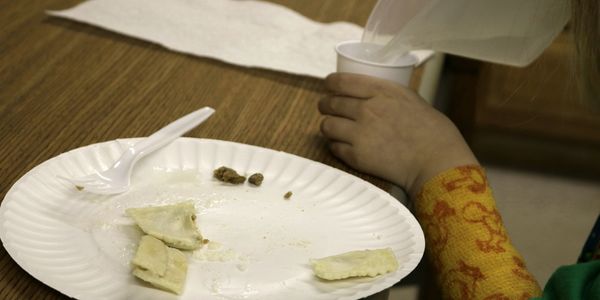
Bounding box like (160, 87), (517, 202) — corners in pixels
(0, 1), (422, 299)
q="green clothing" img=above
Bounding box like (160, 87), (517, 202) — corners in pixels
(534, 260), (600, 300)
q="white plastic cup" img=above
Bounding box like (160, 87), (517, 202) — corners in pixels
(335, 40), (418, 86)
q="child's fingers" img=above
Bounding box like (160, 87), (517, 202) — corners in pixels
(318, 96), (363, 120)
(320, 116), (358, 144)
(325, 73), (397, 98)
(328, 142), (357, 167)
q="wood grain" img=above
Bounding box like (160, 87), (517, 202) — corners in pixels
(0, 1), (418, 299)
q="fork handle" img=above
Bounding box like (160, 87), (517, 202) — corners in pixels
(131, 106), (215, 157)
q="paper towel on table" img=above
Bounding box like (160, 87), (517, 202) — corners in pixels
(48, 0), (363, 78)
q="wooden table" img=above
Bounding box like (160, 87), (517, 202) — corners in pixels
(0, 1), (421, 299)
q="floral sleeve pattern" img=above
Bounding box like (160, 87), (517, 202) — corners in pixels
(415, 166), (541, 299)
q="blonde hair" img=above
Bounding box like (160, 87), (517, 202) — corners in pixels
(571, 0), (599, 104)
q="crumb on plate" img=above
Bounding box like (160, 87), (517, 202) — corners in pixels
(213, 166), (246, 184)
(248, 173), (264, 186)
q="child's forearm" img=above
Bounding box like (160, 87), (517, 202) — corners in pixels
(414, 165), (542, 299)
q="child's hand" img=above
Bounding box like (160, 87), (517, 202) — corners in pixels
(319, 73), (478, 197)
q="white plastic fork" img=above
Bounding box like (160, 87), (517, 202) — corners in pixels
(58, 107), (215, 195)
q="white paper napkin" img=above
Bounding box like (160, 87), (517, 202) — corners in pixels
(48, 0), (364, 78)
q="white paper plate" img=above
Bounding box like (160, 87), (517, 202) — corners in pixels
(0, 138), (424, 300)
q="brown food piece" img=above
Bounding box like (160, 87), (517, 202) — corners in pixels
(213, 166), (246, 184)
(248, 173), (264, 186)
(284, 191), (292, 199)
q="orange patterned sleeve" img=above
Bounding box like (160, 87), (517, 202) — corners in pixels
(414, 165), (542, 299)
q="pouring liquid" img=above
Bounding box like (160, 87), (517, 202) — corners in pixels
(361, 28), (413, 64)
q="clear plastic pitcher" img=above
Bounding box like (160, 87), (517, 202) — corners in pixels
(362, 0), (570, 66)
